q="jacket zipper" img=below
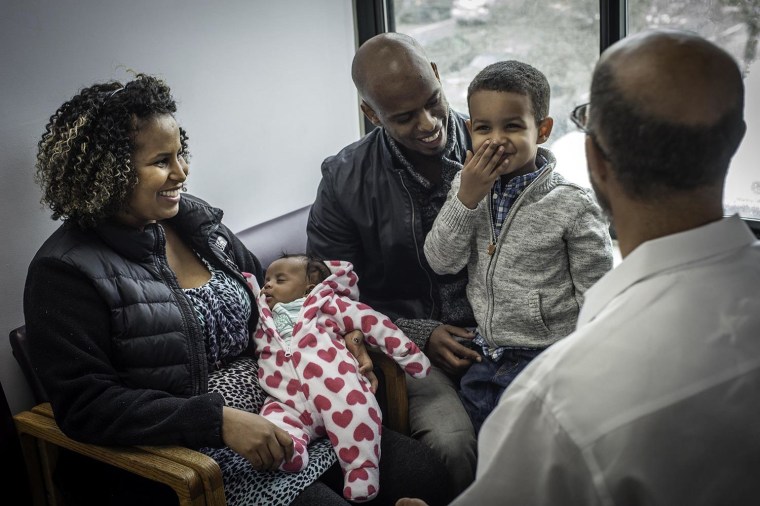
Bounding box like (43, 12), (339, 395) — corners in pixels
(484, 168), (553, 341)
(154, 224), (206, 396)
(398, 173), (436, 320)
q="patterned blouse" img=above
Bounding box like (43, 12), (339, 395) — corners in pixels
(183, 258), (251, 366)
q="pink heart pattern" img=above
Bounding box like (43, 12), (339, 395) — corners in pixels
(303, 362), (323, 379)
(324, 377), (345, 393)
(265, 370), (282, 389)
(252, 260), (429, 502)
(339, 445), (360, 464)
(317, 347), (337, 363)
(335, 298), (350, 312)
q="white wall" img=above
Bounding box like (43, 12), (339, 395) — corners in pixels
(0, 0), (361, 414)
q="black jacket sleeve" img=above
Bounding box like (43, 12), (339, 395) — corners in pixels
(306, 164), (365, 274)
(23, 257), (226, 449)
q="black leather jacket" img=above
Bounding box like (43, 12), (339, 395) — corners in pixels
(24, 194), (262, 448)
(307, 110), (472, 331)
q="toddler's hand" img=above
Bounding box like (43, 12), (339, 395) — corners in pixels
(458, 140), (510, 209)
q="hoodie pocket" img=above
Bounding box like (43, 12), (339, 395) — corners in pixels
(528, 290), (551, 337)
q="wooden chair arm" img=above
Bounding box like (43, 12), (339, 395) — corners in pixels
(368, 350), (410, 435)
(15, 403), (225, 506)
(13, 349), (410, 506)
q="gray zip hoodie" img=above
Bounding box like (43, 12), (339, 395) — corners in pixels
(424, 148), (613, 349)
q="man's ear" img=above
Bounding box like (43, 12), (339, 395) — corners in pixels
(360, 101), (382, 127)
(585, 134), (609, 188)
(431, 61), (441, 81)
(537, 117), (553, 144)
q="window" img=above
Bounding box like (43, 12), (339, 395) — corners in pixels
(628, 0), (760, 221)
(394, 0), (600, 189)
(390, 0), (760, 224)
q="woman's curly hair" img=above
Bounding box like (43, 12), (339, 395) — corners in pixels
(35, 73), (190, 228)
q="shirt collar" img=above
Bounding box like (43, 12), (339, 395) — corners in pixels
(273, 297), (306, 315)
(494, 153), (548, 195)
(578, 215), (757, 326)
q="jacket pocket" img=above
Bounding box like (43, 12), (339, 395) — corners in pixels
(528, 290), (551, 338)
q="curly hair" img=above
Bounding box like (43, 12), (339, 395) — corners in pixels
(35, 73), (190, 228)
(467, 60), (550, 126)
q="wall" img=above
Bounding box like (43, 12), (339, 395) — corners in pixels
(0, 0), (361, 414)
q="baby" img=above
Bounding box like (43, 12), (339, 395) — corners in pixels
(247, 254), (431, 502)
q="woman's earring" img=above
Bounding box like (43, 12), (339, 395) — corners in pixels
(181, 183), (188, 192)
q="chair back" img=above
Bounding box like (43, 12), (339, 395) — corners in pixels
(235, 204), (310, 270)
(9, 325), (48, 404)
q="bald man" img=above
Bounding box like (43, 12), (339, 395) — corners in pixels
(307, 32), (478, 493)
(398, 28), (760, 506)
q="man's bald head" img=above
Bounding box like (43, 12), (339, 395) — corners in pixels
(598, 29), (743, 125)
(352, 32), (436, 110)
(589, 29), (745, 200)
(349, 33), (450, 157)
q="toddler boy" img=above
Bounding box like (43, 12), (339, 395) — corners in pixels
(424, 61), (613, 433)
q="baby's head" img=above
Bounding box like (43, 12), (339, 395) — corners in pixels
(466, 60), (553, 178)
(262, 254), (330, 309)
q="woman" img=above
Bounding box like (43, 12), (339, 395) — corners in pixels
(24, 74), (452, 506)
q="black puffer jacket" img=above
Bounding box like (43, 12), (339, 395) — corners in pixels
(307, 111), (471, 324)
(24, 194), (262, 448)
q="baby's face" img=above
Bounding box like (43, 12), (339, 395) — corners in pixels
(262, 257), (309, 309)
(467, 89), (550, 179)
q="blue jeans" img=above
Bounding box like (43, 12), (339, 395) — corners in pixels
(459, 348), (544, 434)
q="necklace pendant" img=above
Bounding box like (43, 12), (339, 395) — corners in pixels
(487, 243), (496, 256)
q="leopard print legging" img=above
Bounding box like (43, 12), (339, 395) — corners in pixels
(199, 357), (336, 506)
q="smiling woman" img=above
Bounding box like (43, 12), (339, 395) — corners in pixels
(118, 114), (189, 228)
(24, 73), (452, 505)
(34, 75), (190, 230)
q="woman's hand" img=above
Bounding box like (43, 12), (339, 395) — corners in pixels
(221, 406), (294, 471)
(342, 329), (379, 394)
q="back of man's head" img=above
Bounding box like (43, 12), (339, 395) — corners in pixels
(589, 29), (745, 201)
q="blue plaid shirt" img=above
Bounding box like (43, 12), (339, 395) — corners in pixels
(490, 154), (548, 239)
(477, 154), (548, 360)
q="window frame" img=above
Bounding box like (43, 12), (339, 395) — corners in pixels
(354, 0), (760, 237)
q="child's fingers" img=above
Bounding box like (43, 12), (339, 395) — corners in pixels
(494, 155), (512, 177)
(464, 140), (491, 170)
(482, 145), (506, 176)
(469, 141), (504, 177)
